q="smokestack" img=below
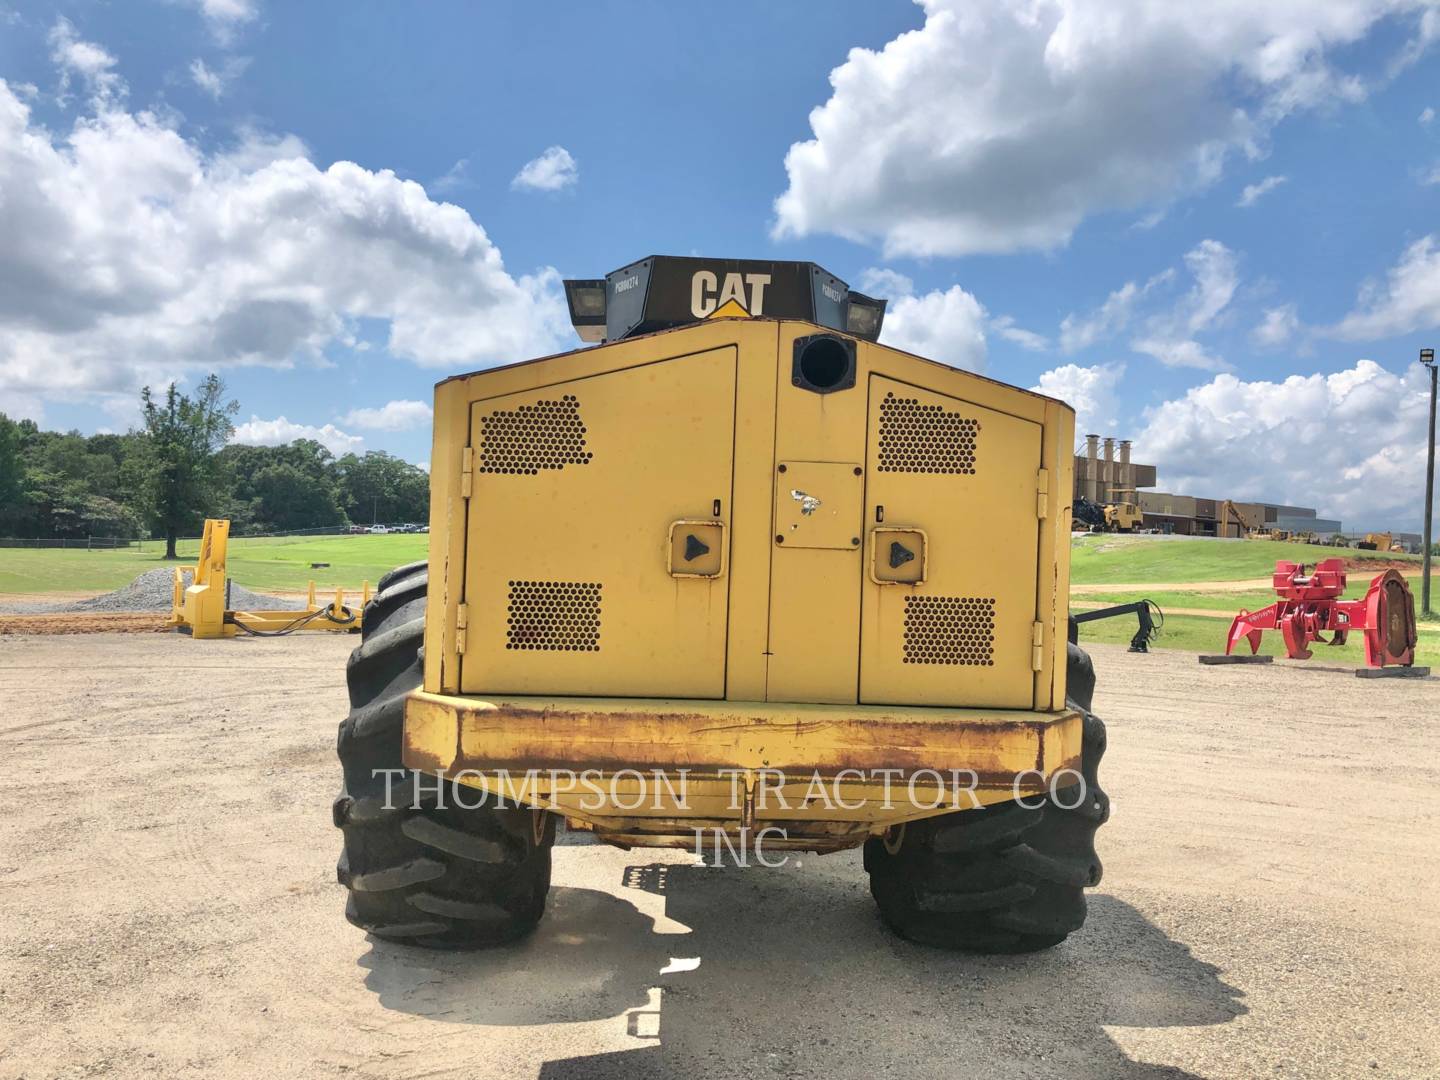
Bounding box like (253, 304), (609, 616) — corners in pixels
(1119, 439), (1132, 493)
(1085, 434), (1099, 503)
(1102, 437), (1115, 504)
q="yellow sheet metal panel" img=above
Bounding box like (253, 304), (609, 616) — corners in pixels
(860, 375), (1042, 707)
(765, 326), (871, 703)
(423, 318), (1075, 711)
(774, 461), (863, 549)
(719, 322), (779, 701)
(424, 379), (472, 693)
(460, 347), (736, 698)
(1036, 398), (1075, 709)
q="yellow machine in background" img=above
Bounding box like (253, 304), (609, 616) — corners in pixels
(335, 255), (1109, 955)
(1102, 490), (1143, 532)
(172, 519), (368, 638)
(1358, 532), (1405, 553)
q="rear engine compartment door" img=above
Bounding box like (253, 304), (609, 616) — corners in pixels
(461, 348), (736, 698)
(860, 376), (1041, 708)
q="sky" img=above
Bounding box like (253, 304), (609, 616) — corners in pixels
(1, 0), (1439, 530)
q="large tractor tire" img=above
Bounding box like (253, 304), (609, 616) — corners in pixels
(863, 642), (1109, 953)
(334, 560), (555, 948)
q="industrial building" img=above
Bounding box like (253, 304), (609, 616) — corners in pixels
(1074, 435), (1343, 539)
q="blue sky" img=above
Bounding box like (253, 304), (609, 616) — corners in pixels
(1, 0), (1438, 529)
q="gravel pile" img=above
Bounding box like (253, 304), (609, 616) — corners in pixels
(0, 568), (302, 615)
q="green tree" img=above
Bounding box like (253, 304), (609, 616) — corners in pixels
(335, 450), (429, 525)
(251, 462), (347, 531)
(0, 413), (25, 533)
(133, 375), (239, 558)
(217, 438), (349, 533)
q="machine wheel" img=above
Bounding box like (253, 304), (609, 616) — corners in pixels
(863, 642), (1108, 953)
(334, 560), (556, 949)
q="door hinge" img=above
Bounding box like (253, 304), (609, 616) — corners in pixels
(455, 603), (469, 655)
(460, 446), (474, 499)
(1035, 467), (1049, 520)
(1031, 621), (1045, 672)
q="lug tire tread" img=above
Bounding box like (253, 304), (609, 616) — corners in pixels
(335, 561), (554, 949)
(864, 643), (1108, 953)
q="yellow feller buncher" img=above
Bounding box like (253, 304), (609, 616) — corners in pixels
(333, 256), (1108, 953)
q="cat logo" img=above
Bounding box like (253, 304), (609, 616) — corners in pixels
(690, 270), (772, 320)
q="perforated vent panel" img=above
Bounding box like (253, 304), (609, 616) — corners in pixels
(480, 395), (593, 475)
(902, 596), (995, 665)
(877, 392), (978, 474)
(506, 580), (602, 651)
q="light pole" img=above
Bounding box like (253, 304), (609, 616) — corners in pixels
(1422, 348), (1436, 616)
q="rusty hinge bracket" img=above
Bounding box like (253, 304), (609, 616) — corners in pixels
(455, 602), (469, 655)
(1035, 467), (1049, 520)
(460, 446), (475, 499)
(1031, 621), (1044, 672)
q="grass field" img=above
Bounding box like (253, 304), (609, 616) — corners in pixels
(1069, 533), (1419, 585)
(3, 532), (1433, 667)
(0, 534), (429, 594)
(1070, 534), (1436, 665)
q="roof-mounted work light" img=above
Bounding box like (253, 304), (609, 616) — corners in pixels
(845, 291), (887, 340)
(563, 279), (607, 343)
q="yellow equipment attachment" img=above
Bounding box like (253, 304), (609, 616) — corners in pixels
(405, 316), (1078, 849)
(170, 519), (369, 639)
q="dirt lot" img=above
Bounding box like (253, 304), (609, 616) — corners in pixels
(0, 613), (171, 635)
(1, 634), (1438, 1079)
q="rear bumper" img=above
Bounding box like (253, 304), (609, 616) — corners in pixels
(402, 691), (1082, 850)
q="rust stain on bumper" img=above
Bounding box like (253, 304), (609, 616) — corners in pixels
(403, 691), (1081, 792)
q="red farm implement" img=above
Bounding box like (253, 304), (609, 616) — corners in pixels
(1225, 559), (1418, 668)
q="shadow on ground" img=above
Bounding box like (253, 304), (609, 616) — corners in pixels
(359, 857), (1244, 1078)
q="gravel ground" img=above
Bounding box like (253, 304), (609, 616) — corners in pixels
(0, 636), (1437, 1079)
(0, 568), (301, 615)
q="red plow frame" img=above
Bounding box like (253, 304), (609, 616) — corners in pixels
(1225, 559), (1418, 667)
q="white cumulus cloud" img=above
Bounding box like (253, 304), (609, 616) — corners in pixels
(856, 267), (915, 298)
(232, 415), (363, 456)
(1030, 362), (1125, 435)
(1253, 303), (1300, 346)
(1331, 234), (1440, 340)
(879, 284), (988, 372)
(340, 399), (433, 431)
(1059, 269), (1177, 353)
(858, 268), (989, 370)
(49, 17), (123, 106)
(0, 76), (572, 419)
(1122, 240), (1238, 370)
(1236, 174), (1287, 207)
(1134, 359), (1432, 526)
(184, 0), (259, 44)
(511, 145), (578, 192)
(989, 314), (1049, 351)
(1130, 337), (1229, 371)
(773, 0), (1433, 257)
(189, 56), (250, 100)
(1059, 239), (1235, 368)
